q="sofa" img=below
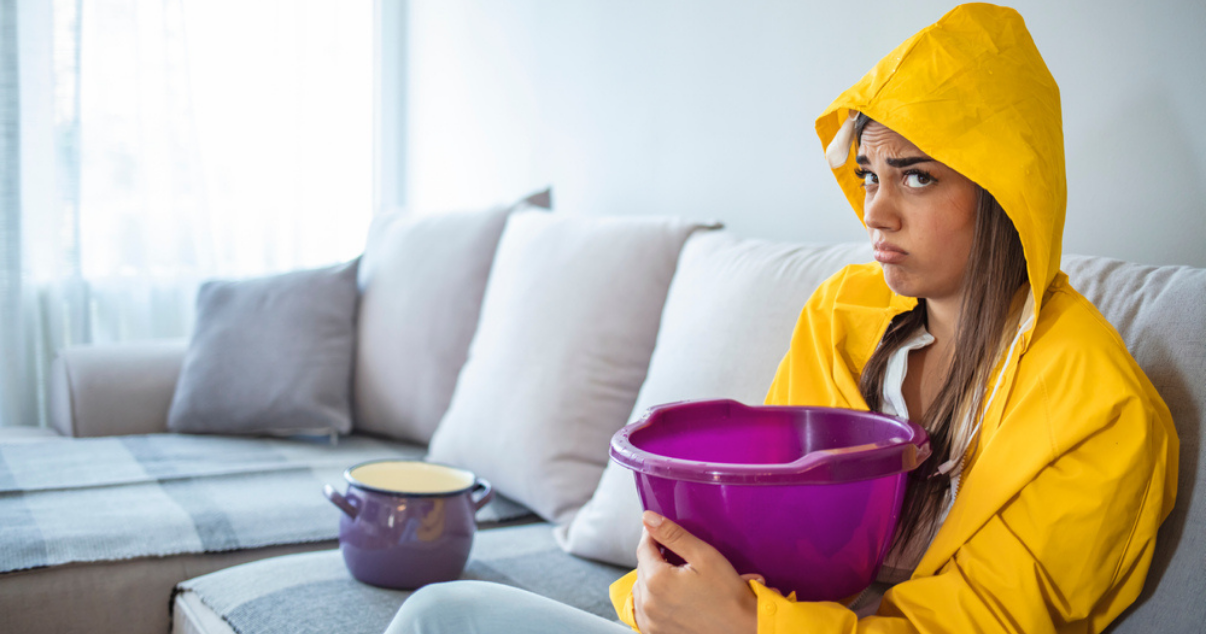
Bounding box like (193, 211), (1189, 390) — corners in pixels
(0, 202), (1202, 634)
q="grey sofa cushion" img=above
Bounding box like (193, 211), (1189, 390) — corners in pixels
(1062, 255), (1206, 633)
(168, 260), (359, 437)
(174, 523), (629, 634)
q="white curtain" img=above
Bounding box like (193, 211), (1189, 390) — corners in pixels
(1, 0), (373, 427)
(1, 0), (29, 427)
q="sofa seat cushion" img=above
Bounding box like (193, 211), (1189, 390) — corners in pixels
(0, 433), (530, 576)
(173, 522), (629, 634)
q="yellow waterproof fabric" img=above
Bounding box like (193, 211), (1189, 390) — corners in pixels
(609, 3), (1178, 633)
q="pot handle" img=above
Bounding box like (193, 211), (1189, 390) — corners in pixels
(323, 484), (360, 518)
(470, 478), (494, 512)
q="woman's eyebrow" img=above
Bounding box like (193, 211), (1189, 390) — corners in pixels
(855, 155), (935, 168)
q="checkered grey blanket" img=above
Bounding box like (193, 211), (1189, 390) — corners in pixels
(175, 523), (630, 634)
(0, 434), (532, 574)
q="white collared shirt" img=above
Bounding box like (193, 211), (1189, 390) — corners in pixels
(850, 326), (949, 616)
(851, 292), (1035, 617)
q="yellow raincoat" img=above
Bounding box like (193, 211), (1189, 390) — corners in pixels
(609, 3), (1178, 632)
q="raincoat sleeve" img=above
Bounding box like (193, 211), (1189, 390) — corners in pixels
(747, 348), (1178, 634)
(610, 570), (640, 630)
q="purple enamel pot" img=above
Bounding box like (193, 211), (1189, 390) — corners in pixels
(323, 460), (493, 589)
(610, 399), (930, 602)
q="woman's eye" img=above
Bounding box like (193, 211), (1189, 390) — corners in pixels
(855, 169), (878, 187)
(904, 172), (935, 188)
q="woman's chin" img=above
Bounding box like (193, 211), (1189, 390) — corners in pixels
(881, 268), (924, 299)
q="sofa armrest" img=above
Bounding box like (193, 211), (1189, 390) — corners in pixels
(49, 340), (188, 437)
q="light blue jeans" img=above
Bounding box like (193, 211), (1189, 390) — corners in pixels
(384, 580), (633, 634)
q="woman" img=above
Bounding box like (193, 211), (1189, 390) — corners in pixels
(386, 4), (1178, 633)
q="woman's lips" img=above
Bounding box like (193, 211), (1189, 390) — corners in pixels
(873, 242), (908, 264)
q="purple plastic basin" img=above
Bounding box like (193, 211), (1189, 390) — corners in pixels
(610, 399), (931, 602)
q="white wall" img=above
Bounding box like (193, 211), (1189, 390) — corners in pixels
(404, 0), (1206, 267)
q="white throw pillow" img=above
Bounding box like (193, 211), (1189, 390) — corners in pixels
(556, 233), (872, 566)
(426, 212), (711, 524)
(354, 193), (548, 444)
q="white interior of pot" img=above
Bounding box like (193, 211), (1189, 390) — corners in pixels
(349, 461), (474, 494)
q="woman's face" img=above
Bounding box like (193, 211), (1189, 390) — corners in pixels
(856, 122), (979, 303)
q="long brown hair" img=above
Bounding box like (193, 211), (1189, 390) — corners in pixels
(852, 113), (1029, 551)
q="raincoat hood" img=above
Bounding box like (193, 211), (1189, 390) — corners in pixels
(817, 2), (1065, 318)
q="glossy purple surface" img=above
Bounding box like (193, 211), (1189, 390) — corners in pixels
(611, 399), (930, 602)
(323, 467), (493, 590)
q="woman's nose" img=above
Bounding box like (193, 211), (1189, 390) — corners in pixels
(863, 188), (901, 232)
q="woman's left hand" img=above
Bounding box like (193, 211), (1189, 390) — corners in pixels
(632, 511), (761, 634)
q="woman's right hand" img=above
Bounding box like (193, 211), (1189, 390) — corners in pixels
(632, 511), (761, 634)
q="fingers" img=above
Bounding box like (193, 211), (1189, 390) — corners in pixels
(738, 573), (766, 585)
(634, 528), (668, 631)
(636, 527), (669, 580)
(642, 511), (729, 572)
(634, 515), (763, 633)
(631, 575), (645, 631)
(738, 573), (786, 600)
(738, 573), (781, 594)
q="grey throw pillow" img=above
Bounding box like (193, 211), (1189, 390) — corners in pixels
(167, 259), (360, 437)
